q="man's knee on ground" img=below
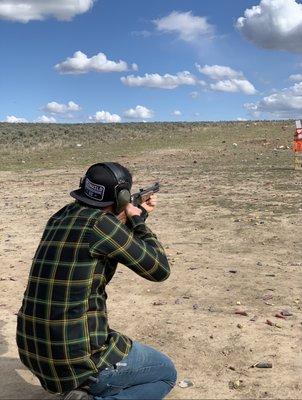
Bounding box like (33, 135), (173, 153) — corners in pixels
(159, 356), (177, 387)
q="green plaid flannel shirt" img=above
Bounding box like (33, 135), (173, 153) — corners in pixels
(16, 201), (170, 394)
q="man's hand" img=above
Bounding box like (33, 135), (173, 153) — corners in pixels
(125, 203), (142, 218)
(117, 210), (127, 224)
(141, 194), (157, 213)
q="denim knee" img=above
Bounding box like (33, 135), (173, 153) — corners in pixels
(161, 357), (177, 387)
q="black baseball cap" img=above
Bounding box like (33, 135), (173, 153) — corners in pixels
(70, 162), (132, 208)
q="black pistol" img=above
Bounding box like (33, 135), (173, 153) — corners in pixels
(131, 182), (160, 206)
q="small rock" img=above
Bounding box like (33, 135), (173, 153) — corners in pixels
(254, 361), (273, 369)
(237, 323), (243, 329)
(178, 379), (193, 388)
(263, 294), (273, 301)
(281, 309), (293, 316)
(275, 313), (286, 319)
(235, 309), (248, 316)
(229, 379), (241, 389)
(257, 261), (263, 266)
(192, 304), (199, 310)
(153, 301), (165, 306)
(229, 270), (237, 274)
(250, 315), (258, 322)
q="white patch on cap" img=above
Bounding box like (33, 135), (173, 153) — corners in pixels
(84, 178), (105, 201)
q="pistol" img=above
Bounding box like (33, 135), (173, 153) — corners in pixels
(131, 182), (160, 206)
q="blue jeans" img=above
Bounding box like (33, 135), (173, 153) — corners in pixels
(87, 341), (177, 400)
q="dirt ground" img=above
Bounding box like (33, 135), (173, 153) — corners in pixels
(1, 127), (302, 399)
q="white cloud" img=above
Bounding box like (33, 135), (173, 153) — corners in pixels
(43, 101), (81, 114)
(244, 82), (302, 118)
(154, 11), (214, 42)
(289, 73), (302, 82)
(189, 91), (199, 99)
(237, 117), (248, 121)
(236, 0), (302, 53)
(5, 115), (28, 123)
(131, 30), (152, 38)
(123, 105), (153, 119)
(210, 79), (257, 95)
(196, 64), (257, 95)
(55, 51), (137, 74)
(172, 110), (182, 116)
(89, 111), (121, 123)
(67, 101), (81, 111)
(35, 115), (56, 123)
(0, 0), (94, 23)
(196, 64), (243, 80)
(121, 71), (198, 89)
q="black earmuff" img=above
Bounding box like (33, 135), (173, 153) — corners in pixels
(116, 189), (131, 213)
(100, 162), (131, 213)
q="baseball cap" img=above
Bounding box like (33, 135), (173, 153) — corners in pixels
(70, 162), (132, 208)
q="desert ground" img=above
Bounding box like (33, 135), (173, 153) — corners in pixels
(0, 121), (301, 399)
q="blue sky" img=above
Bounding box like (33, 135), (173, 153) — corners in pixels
(1, 0), (302, 123)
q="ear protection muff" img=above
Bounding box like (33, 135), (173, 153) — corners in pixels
(100, 162), (131, 214)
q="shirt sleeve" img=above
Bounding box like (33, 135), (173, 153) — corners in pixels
(89, 213), (170, 282)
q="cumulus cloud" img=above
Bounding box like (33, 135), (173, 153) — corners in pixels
(289, 73), (302, 82)
(196, 64), (257, 95)
(35, 115), (56, 123)
(5, 115), (28, 123)
(89, 111), (121, 123)
(0, 0), (94, 23)
(244, 82), (302, 118)
(121, 71), (198, 89)
(196, 64), (244, 80)
(154, 11), (214, 42)
(55, 51), (137, 74)
(236, 0), (302, 53)
(43, 101), (81, 114)
(123, 105), (153, 119)
(210, 79), (257, 95)
(172, 110), (182, 116)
